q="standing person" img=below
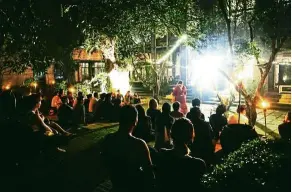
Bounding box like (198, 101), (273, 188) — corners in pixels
(170, 101), (184, 119)
(172, 80), (188, 115)
(187, 98), (205, 120)
(278, 111), (291, 141)
(146, 99), (161, 132)
(89, 92), (98, 113)
(209, 104), (228, 141)
(101, 105), (155, 192)
(155, 103), (174, 150)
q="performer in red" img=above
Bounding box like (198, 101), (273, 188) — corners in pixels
(172, 80), (188, 115)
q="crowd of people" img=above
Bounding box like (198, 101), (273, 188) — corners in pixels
(51, 89), (142, 127)
(0, 84), (290, 192)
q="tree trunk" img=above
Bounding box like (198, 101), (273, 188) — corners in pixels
(218, 0), (233, 56)
(245, 97), (257, 127)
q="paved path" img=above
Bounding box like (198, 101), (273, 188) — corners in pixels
(193, 103), (289, 139)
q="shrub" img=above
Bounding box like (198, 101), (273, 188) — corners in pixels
(202, 139), (290, 192)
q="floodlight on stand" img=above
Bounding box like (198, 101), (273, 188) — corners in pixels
(261, 100), (270, 138)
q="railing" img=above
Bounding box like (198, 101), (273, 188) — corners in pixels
(279, 85), (291, 94)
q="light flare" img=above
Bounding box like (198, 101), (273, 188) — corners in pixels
(156, 34), (188, 64)
(108, 69), (130, 95)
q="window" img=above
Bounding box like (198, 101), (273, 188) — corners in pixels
(54, 69), (64, 80)
(81, 63), (90, 79)
(92, 62), (105, 76)
(34, 71), (45, 80)
(279, 64), (291, 85)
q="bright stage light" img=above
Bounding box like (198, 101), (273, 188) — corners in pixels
(190, 55), (223, 91)
(157, 34), (188, 64)
(109, 69), (130, 95)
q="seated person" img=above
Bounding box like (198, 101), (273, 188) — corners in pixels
(94, 93), (106, 121)
(155, 103), (174, 150)
(57, 96), (73, 129)
(25, 94), (71, 151)
(99, 93), (114, 121)
(133, 105), (152, 142)
(73, 96), (87, 126)
(278, 111), (291, 141)
(170, 101), (184, 119)
(228, 105), (249, 125)
(67, 91), (74, 107)
(111, 98), (122, 122)
(73, 91), (83, 107)
(209, 104), (228, 141)
(101, 105), (154, 192)
(156, 118), (206, 192)
(146, 98), (161, 132)
(187, 98), (205, 120)
(0, 90), (16, 121)
(51, 89), (63, 110)
(188, 107), (215, 166)
(220, 123), (258, 155)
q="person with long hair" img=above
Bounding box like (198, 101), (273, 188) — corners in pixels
(172, 80), (188, 115)
(146, 98), (161, 132)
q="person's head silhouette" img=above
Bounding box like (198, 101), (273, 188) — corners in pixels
(149, 98), (158, 110)
(172, 101), (180, 112)
(135, 104), (146, 118)
(162, 102), (171, 114)
(171, 118), (194, 145)
(216, 104), (226, 115)
(61, 96), (69, 104)
(192, 98), (201, 107)
(119, 105), (138, 134)
(27, 94), (42, 111)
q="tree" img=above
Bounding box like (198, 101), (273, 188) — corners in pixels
(216, 0), (290, 126)
(0, 0), (85, 84)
